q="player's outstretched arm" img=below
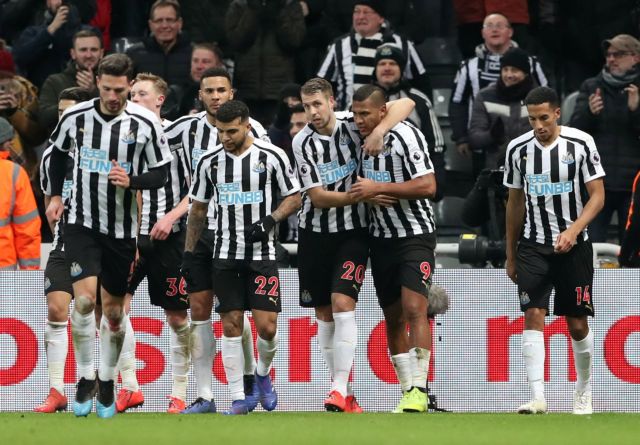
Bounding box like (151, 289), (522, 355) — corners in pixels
(555, 178), (605, 253)
(306, 186), (357, 209)
(272, 192), (302, 222)
(505, 188), (525, 283)
(363, 98), (416, 155)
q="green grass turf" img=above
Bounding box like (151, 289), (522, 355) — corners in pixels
(1, 412), (639, 445)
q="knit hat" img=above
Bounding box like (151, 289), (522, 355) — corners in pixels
(0, 117), (14, 144)
(500, 47), (530, 73)
(0, 40), (16, 76)
(602, 34), (640, 55)
(353, 0), (384, 16)
(375, 44), (406, 67)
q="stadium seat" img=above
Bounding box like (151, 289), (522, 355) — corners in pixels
(561, 91), (579, 125)
(432, 88), (451, 118)
(432, 196), (474, 240)
(417, 37), (461, 90)
(111, 37), (143, 54)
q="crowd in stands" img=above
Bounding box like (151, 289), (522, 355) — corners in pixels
(0, 0), (639, 268)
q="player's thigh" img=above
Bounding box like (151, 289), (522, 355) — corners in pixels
(370, 237), (401, 309)
(297, 229), (335, 308)
(63, 224), (101, 283)
(188, 229), (214, 294)
(143, 232), (190, 312)
(516, 241), (553, 313)
(212, 259), (247, 313)
(247, 260), (281, 314)
(552, 241), (595, 317)
(44, 249), (74, 298)
(329, 229), (369, 300)
(99, 235), (136, 297)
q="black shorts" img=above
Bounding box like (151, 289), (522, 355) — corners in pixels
(370, 233), (436, 309)
(516, 239), (595, 317)
(188, 229), (215, 293)
(63, 224), (136, 297)
(297, 228), (369, 308)
(127, 232), (189, 311)
(212, 259), (281, 313)
(44, 248), (73, 296)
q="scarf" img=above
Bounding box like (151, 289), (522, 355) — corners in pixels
(601, 65), (640, 89)
(496, 75), (534, 102)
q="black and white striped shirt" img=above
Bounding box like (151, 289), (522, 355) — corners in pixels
(165, 111), (269, 229)
(449, 44), (547, 143)
(292, 111), (368, 233)
(190, 139), (300, 260)
(40, 146), (73, 251)
(138, 119), (190, 236)
(361, 122), (437, 238)
(318, 30), (426, 110)
(49, 99), (173, 239)
(503, 126), (606, 246)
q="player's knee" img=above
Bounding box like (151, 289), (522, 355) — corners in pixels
(402, 299), (427, 321)
(166, 311), (189, 329)
(255, 322), (276, 340)
(47, 299), (70, 322)
(222, 314), (243, 337)
(74, 294), (95, 314)
(103, 305), (124, 325)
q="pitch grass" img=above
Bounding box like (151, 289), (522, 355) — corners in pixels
(1, 412), (639, 445)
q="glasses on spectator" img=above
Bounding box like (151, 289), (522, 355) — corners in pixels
(483, 23), (510, 30)
(151, 17), (178, 25)
(605, 51), (633, 59)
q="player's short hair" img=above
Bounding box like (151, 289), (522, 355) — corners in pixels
(132, 72), (169, 96)
(216, 100), (250, 124)
(352, 84), (386, 105)
(301, 78), (333, 98)
(58, 87), (93, 103)
(290, 103), (305, 114)
(192, 42), (223, 63)
(150, 0), (181, 19)
(97, 53), (134, 80)
(200, 67), (232, 87)
(72, 29), (103, 48)
(525, 86), (560, 109)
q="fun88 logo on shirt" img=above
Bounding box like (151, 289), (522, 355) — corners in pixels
(362, 159), (391, 182)
(78, 147), (131, 174)
(317, 158), (357, 185)
(526, 173), (572, 196)
(218, 182), (264, 206)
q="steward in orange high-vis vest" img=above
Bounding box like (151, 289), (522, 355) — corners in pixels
(0, 117), (41, 270)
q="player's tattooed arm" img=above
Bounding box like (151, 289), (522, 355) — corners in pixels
(271, 192), (302, 222)
(184, 201), (208, 252)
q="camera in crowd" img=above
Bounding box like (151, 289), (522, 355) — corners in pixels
(460, 168), (509, 267)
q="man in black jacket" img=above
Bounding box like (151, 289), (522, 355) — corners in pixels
(570, 34), (640, 243)
(126, 1), (191, 96)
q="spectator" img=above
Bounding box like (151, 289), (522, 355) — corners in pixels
(178, 42), (225, 116)
(180, 0), (232, 51)
(0, 0), (95, 45)
(126, 0), (192, 90)
(318, 0), (429, 111)
(225, 0), (306, 126)
(469, 47), (538, 176)
(449, 12), (547, 178)
(11, 0), (91, 88)
(373, 43), (446, 201)
(293, 1), (329, 84)
(0, 48), (47, 177)
(267, 83), (301, 155)
(323, 0), (430, 45)
(89, 0), (111, 51)
(38, 29), (103, 133)
(570, 34), (640, 243)
(0, 117), (41, 270)
(452, 0), (531, 58)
